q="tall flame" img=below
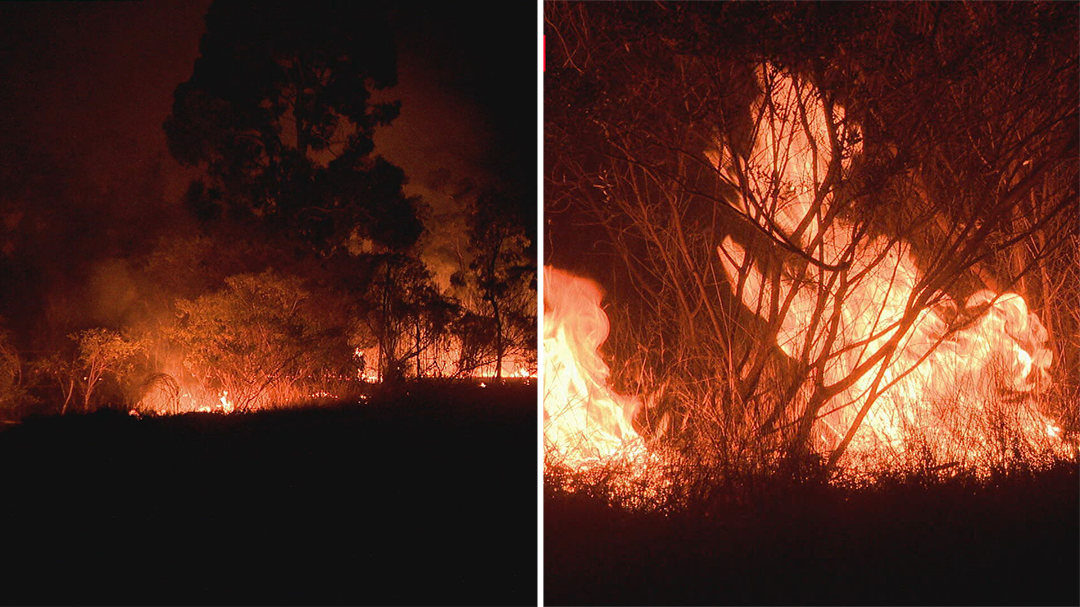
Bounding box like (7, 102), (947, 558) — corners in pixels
(716, 64), (1068, 469)
(543, 267), (643, 467)
(545, 64), (1071, 480)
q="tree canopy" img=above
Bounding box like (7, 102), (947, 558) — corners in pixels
(165, 0), (423, 254)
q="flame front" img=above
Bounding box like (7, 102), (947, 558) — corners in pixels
(545, 64), (1072, 482)
(543, 267), (644, 468)
(715, 64), (1070, 471)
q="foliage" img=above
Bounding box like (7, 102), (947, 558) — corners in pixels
(74, 328), (145, 411)
(458, 190), (537, 379)
(172, 269), (352, 410)
(30, 328), (147, 414)
(165, 0), (423, 254)
(0, 325), (26, 417)
(358, 254), (456, 382)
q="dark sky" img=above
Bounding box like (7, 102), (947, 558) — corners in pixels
(0, 1), (535, 201)
(0, 0), (536, 333)
(0, 0), (210, 200)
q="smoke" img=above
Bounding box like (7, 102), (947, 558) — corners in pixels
(0, 0), (535, 356)
(374, 3), (536, 294)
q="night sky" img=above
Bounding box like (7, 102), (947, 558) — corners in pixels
(0, 0), (536, 342)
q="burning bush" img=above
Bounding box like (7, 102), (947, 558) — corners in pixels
(545, 2), (1078, 490)
(170, 270), (354, 411)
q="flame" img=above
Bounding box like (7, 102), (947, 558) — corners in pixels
(352, 345), (535, 383)
(715, 64), (1069, 470)
(219, 391), (235, 414)
(132, 337), (535, 417)
(543, 267), (644, 468)
(543, 64), (1071, 484)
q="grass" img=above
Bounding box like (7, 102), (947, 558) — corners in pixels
(545, 461), (1078, 605)
(0, 381), (536, 606)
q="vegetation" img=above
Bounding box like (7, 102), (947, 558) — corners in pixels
(171, 270), (352, 410)
(545, 461), (1078, 605)
(0, 0), (536, 417)
(545, 3), (1077, 602)
(545, 1), (1077, 479)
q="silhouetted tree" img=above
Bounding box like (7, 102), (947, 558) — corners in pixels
(165, 0), (423, 255)
(361, 254), (454, 383)
(462, 191), (537, 380)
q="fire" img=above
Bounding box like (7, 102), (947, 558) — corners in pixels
(133, 343), (534, 417)
(714, 64), (1069, 471)
(219, 391), (235, 414)
(543, 267), (644, 468)
(544, 63), (1071, 482)
(351, 345), (535, 383)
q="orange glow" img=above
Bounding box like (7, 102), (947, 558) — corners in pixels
(133, 343), (534, 416)
(219, 391), (235, 414)
(543, 267), (645, 468)
(545, 64), (1072, 483)
(715, 64), (1071, 472)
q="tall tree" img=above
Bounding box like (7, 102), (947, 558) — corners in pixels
(165, 0), (423, 255)
(463, 191), (537, 380)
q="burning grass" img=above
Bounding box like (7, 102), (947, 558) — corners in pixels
(542, 265), (1077, 603)
(542, 249), (1076, 603)
(544, 3), (1077, 602)
(543, 56), (1077, 488)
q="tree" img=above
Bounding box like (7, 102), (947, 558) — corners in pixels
(71, 328), (144, 412)
(0, 325), (25, 417)
(164, 0), (423, 255)
(360, 254), (457, 383)
(31, 353), (78, 415)
(172, 270), (352, 410)
(461, 191), (537, 380)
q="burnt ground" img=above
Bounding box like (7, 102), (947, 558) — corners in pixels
(0, 381), (537, 606)
(545, 465), (1079, 606)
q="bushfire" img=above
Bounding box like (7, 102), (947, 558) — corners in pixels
(134, 349), (535, 416)
(543, 267), (644, 467)
(543, 65), (1074, 480)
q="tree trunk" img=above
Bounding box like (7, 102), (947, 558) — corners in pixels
(61, 377), (74, 415)
(415, 318), (422, 378)
(492, 298), (503, 381)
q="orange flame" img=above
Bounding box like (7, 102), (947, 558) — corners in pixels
(716, 64), (1070, 471)
(219, 390), (235, 415)
(543, 267), (644, 467)
(544, 64), (1071, 482)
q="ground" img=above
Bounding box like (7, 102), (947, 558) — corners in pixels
(545, 465), (1079, 605)
(0, 381), (536, 605)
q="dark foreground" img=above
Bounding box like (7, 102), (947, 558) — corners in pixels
(0, 382), (536, 605)
(546, 465), (1079, 606)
